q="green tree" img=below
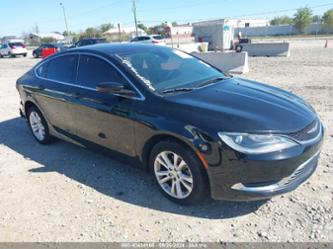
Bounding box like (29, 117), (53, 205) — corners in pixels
(63, 31), (76, 37)
(137, 22), (150, 34)
(293, 7), (313, 34)
(40, 37), (57, 44)
(100, 23), (114, 33)
(323, 9), (333, 28)
(270, 16), (294, 25)
(84, 27), (101, 38)
(172, 21), (178, 27)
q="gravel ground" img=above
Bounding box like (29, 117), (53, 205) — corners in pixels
(0, 39), (332, 242)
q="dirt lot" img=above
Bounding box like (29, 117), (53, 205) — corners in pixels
(0, 39), (332, 242)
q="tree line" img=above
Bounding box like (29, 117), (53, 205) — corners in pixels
(271, 7), (333, 33)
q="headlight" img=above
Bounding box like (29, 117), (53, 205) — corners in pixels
(218, 132), (298, 154)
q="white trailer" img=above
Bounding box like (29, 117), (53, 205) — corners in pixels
(192, 19), (234, 51)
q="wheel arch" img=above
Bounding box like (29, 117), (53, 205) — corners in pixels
(24, 100), (49, 124)
(141, 133), (208, 172)
(24, 100), (39, 116)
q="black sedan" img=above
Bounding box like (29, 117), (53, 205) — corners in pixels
(16, 44), (324, 204)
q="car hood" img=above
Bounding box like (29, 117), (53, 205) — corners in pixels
(167, 78), (316, 133)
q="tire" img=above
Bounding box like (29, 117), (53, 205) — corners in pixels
(9, 52), (15, 58)
(27, 106), (54, 144)
(235, 45), (243, 53)
(33, 52), (38, 58)
(149, 140), (209, 205)
(0, 54), (3, 58)
(23, 53), (27, 57)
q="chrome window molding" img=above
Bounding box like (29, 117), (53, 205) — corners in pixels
(33, 51), (145, 101)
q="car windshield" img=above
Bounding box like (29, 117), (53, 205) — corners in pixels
(116, 47), (225, 92)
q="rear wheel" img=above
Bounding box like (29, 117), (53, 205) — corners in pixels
(27, 106), (54, 144)
(149, 140), (209, 205)
(23, 53), (27, 57)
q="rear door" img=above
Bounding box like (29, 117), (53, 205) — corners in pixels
(32, 54), (78, 135)
(67, 54), (137, 156)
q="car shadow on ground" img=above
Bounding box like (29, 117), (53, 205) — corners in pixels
(0, 117), (267, 219)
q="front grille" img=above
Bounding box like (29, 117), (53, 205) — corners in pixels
(288, 119), (320, 143)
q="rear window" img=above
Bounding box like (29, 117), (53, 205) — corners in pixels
(96, 39), (107, 44)
(152, 36), (163, 40)
(138, 36), (150, 41)
(9, 42), (24, 47)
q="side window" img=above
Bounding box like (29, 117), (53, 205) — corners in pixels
(46, 55), (77, 83)
(81, 40), (91, 46)
(36, 62), (49, 77)
(77, 55), (126, 88)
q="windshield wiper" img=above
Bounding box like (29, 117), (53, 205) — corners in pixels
(197, 76), (228, 88)
(160, 87), (195, 95)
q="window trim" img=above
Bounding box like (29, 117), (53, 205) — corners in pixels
(34, 52), (145, 101)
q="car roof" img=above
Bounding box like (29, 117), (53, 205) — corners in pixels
(62, 43), (170, 55)
(81, 38), (106, 41)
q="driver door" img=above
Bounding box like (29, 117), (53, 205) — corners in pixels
(67, 54), (137, 156)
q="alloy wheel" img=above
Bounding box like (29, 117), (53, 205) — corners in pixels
(29, 111), (46, 141)
(154, 151), (194, 199)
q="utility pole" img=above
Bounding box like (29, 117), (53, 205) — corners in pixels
(60, 2), (70, 43)
(132, 0), (139, 37)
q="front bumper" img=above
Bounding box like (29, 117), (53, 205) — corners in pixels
(207, 125), (324, 201)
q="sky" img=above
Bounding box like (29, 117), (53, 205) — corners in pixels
(1, 0), (333, 36)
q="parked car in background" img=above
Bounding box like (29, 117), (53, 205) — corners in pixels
(16, 44), (323, 205)
(33, 43), (68, 58)
(130, 35), (166, 46)
(0, 40), (28, 58)
(72, 38), (108, 48)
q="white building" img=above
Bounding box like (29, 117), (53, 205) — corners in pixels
(30, 33), (65, 41)
(104, 26), (146, 39)
(170, 25), (193, 36)
(225, 19), (270, 28)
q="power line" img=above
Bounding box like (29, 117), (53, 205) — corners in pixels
(137, 0), (227, 13)
(138, 2), (333, 25)
(40, 0), (124, 24)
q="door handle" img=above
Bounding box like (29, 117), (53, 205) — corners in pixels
(36, 85), (45, 90)
(71, 92), (82, 99)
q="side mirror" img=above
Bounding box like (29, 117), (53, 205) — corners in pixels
(96, 82), (136, 97)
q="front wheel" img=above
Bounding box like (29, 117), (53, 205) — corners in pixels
(149, 141), (209, 205)
(27, 106), (54, 144)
